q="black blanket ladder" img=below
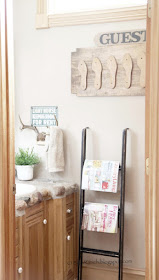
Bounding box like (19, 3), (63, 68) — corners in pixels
(78, 127), (128, 280)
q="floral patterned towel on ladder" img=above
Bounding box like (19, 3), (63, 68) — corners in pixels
(82, 160), (120, 193)
(82, 203), (118, 233)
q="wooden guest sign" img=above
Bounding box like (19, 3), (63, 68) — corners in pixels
(94, 30), (146, 47)
(71, 43), (146, 97)
(72, 29), (146, 97)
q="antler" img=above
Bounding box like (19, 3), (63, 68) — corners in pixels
(19, 115), (46, 141)
(19, 115), (39, 134)
(54, 114), (58, 126)
(19, 114), (58, 142)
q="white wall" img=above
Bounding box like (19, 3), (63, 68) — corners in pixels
(13, 0), (145, 270)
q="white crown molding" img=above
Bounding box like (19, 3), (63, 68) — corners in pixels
(36, 2), (147, 29)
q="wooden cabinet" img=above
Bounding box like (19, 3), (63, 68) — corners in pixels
(16, 216), (23, 280)
(65, 194), (78, 280)
(66, 220), (75, 279)
(23, 204), (45, 280)
(15, 193), (78, 280)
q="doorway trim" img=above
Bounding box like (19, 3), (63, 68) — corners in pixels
(0, 0), (15, 279)
(1, 1), (159, 280)
(145, 0), (159, 279)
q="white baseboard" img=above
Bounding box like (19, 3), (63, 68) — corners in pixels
(82, 264), (145, 280)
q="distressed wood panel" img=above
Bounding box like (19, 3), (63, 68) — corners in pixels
(71, 43), (146, 97)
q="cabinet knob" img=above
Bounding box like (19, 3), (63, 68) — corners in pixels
(18, 267), (23, 274)
(66, 208), (72, 214)
(67, 235), (71, 241)
(43, 219), (47, 225)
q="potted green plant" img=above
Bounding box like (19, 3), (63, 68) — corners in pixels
(15, 148), (40, 181)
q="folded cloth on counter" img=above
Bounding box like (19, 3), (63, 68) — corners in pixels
(46, 126), (65, 172)
(82, 202), (118, 233)
(82, 160), (119, 193)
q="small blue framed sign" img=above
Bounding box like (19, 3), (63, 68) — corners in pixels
(31, 106), (58, 127)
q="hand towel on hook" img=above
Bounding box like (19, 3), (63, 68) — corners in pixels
(82, 160), (119, 193)
(46, 126), (65, 172)
(82, 202), (118, 233)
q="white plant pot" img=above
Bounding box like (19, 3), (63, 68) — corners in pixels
(16, 165), (34, 181)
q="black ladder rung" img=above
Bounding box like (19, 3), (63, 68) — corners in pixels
(80, 247), (119, 258)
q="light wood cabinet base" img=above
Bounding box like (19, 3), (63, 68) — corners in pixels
(15, 193), (78, 280)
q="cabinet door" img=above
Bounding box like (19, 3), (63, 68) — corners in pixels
(23, 210), (45, 280)
(65, 193), (78, 280)
(15, 216), (23, 280)
(16, 258), (20, 280)
(66, 219), (74, 280)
